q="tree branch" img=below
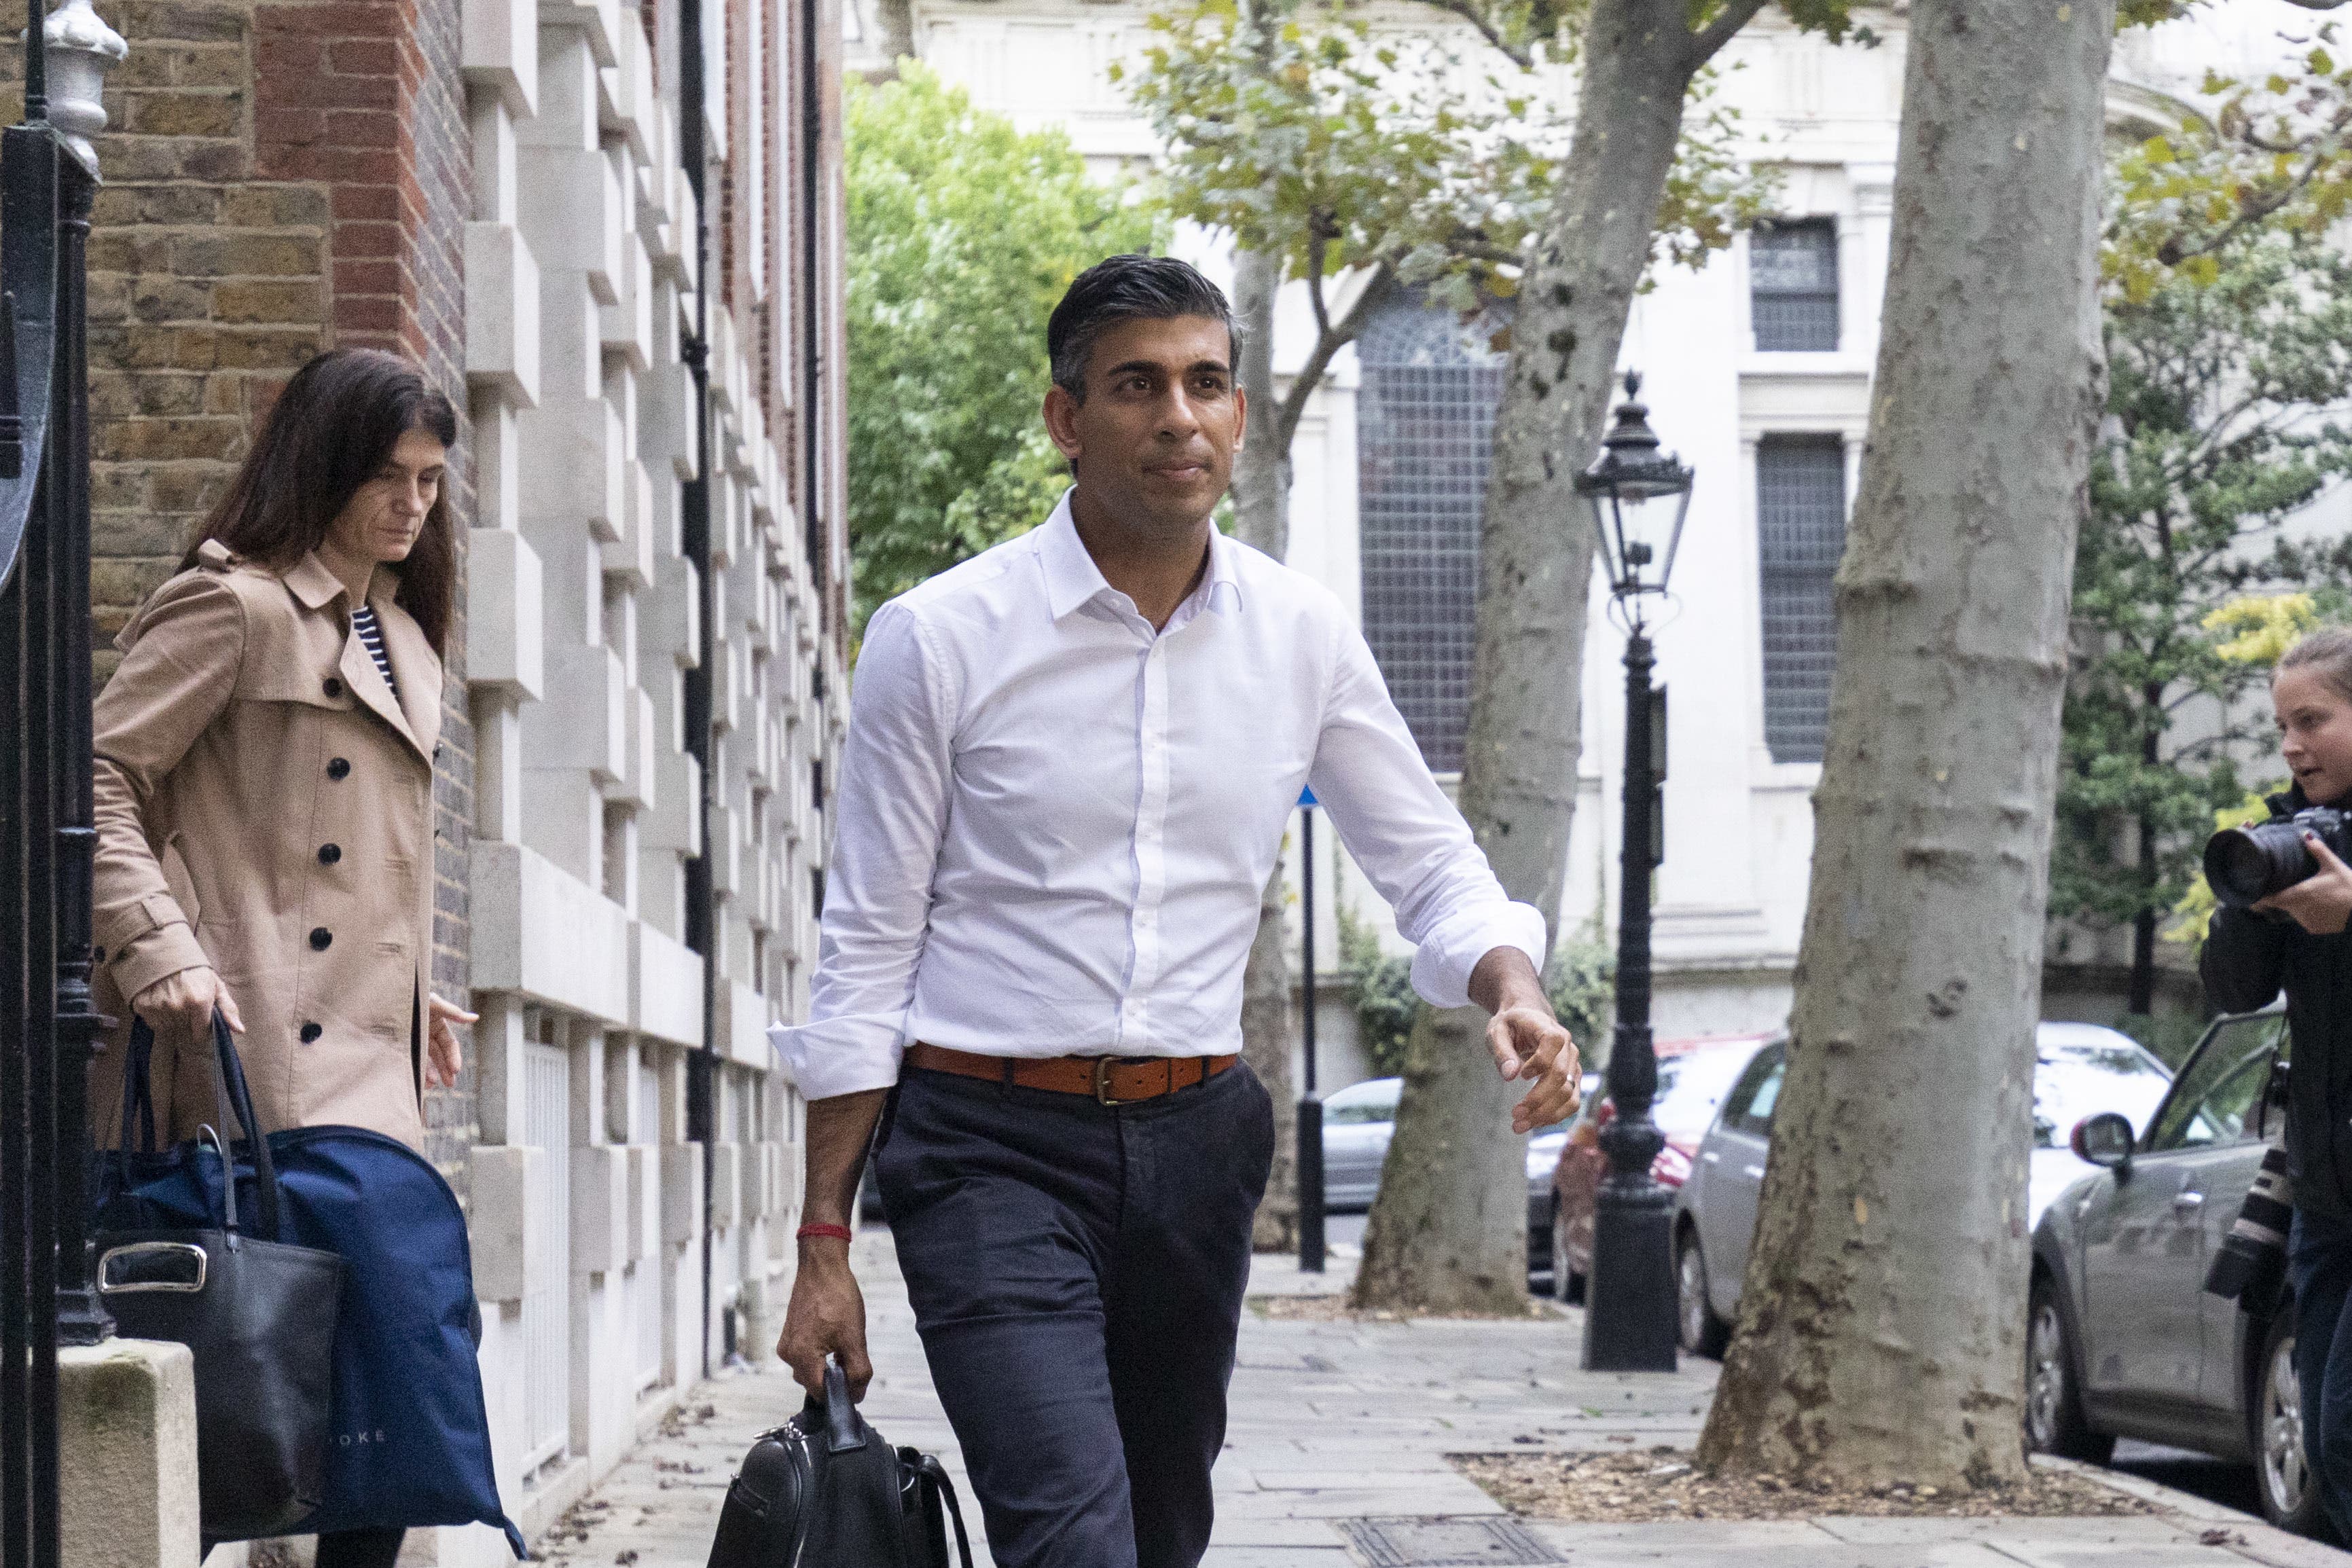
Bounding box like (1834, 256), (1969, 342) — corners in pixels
(1417, 0), (1534, 67)
(1277, 261), (1397, 452)
(1688, 0), (1772, 71)
(1305, 227), (1335, 343)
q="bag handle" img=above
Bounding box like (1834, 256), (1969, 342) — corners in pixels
(820, 1357), (863, 1454)
(120, 1011), (284, 1241)
(915, 1455), (973, 1568)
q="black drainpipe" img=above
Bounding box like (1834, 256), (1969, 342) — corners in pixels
(679, 0), (718, 1383)
(801, 0), (823, 608)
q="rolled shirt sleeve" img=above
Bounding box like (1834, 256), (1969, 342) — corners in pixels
(1307, 624), (1548, 1008)
(768, 602), (955, 1099)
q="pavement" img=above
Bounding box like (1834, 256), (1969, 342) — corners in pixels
(535, 1232), (2352, 1568)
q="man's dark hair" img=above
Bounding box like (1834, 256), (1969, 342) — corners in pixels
(1047, 254), (1237, 401)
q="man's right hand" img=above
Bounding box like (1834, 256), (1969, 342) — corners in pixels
(131, 966), (242, 1040)
(778, 1239), (872, 1402)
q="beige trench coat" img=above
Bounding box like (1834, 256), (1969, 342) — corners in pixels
(88, 539), (444, 1151)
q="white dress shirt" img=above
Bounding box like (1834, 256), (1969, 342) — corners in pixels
(771, 493), (1547, 1101)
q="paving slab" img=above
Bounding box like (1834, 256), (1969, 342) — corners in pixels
(535, 1232), (2352, 1568)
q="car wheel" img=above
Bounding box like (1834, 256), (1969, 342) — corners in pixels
(2256, 1305), (2328, 1537)
(1675, 1230), (1730, 1359)
(2024, 1275), (2113, 1464)
(1553, 1207), (1584, 1302)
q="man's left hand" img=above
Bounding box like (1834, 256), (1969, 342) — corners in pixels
(1489, 1006), (1582, 1135)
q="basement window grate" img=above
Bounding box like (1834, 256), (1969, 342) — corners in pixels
(1337, 1517), (1563, 1566)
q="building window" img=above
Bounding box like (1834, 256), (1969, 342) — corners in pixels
(1757, 437), (1848, 764)
(1750, 219), (1839, 352)
(1355, 292), (1506, 773)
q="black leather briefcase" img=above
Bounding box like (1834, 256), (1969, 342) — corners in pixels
(706, 1360), (972, 1568)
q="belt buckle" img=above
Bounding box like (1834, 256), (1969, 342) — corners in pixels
(1093, 1057), (1128, 1108)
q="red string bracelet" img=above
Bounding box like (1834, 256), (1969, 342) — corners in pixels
(796, 1222), (853, 1243)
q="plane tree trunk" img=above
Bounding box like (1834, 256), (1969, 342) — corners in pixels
(1354, 0), (1709, 1314)
(1695, 0), (2112, 1484)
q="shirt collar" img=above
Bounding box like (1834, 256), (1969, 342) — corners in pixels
(1036, 490), (1247, 623)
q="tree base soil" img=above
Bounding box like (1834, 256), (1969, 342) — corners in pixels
(1454, 1446), (2162, 1522)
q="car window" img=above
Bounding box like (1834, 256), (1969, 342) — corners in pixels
(1653, 1044), (1760, 1136)
(1737, 1055), (1786, 1136)
(2145, 1017), (2287, 1152)
(1716, 1044), (1785, 1137)
(1324, 1079), (1400, 1125)
(2029, 1042), (2173, 1151)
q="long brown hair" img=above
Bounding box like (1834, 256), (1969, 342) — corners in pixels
(183, 348), (460, 652)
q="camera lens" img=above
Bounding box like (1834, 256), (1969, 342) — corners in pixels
(2205, 831), (2277, 906)
(2204, 820), (2319, 908)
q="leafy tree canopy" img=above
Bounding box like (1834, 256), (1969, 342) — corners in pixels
(2108, 22), (2352, 299)
(1119, 0), (1779, 329)
(2056, 201), (2352, 985)
(846, 63), (1165, 634)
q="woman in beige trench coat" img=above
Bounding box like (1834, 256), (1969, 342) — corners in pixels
(88, 348), (475, 1568)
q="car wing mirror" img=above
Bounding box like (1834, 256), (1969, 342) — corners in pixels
(2070, 1112), (2135, 1174)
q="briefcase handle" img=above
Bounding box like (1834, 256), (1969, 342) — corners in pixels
(117, 1010), (285, 1242)
(820, 1357), (863, 1455)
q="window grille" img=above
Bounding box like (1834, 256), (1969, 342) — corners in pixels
(521, 1033), (573, 1473)
(1757, 438), (1848, 764)
(1751, 220), (1839, 352)
(1355, 294), (1506, 772)
(632, 1055), (664, 1393)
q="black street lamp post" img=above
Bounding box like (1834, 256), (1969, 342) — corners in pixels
(1296, 793), (1324, 1274)
(1576, 371), (1693, 1374)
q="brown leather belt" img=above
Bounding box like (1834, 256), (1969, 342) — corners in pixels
(905, 1042), (1237, 1106)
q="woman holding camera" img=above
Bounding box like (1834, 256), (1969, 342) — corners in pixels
(2205, 628), (2352, 1538)
(88, 347), (477, 1568)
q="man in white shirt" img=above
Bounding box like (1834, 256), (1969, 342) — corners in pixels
(772, 255), (1580, 1568)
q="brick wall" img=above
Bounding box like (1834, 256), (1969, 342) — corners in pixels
(65, 0), (479, 1188)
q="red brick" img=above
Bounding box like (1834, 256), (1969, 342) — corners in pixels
(322, 108), (400, 147)
(327, 38), (397, 74)
(254, 107), (325, 145)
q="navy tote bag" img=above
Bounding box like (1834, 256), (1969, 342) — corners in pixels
(94, 1017), (527, 1556)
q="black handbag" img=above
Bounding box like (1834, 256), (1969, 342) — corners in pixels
(94, 1014), (346, 1542)
(706, 1360), (974, 1568)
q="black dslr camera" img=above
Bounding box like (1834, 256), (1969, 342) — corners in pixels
(2203, 805), (2352, 909)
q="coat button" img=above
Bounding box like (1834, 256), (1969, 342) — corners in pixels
(323, 676), (344, 699)
(309, 927), (332, 951)
(318, 843), (342, 865)
(327, 757), (350, 780)
(300, 1022), (322, 1043)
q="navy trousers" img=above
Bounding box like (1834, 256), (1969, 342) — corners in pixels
(2291, 1207), (2352, 1536)
(876, 1060), (1275, 1568)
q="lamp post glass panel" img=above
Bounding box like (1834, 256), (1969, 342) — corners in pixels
(1577, 372), (1692, 1372)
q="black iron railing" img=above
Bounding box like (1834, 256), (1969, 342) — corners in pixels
(1, 4), (124, 1568)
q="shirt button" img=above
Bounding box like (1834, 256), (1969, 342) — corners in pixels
(323, 677), (344, 699)
(318, 843), (342, 865)
(300, 1022), (323, 1043)
(309, 928), (333, 951)
(327, 757), (351, 780)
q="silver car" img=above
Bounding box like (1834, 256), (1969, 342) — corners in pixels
(2028, 1008), (2317, 1536)
(1672, 1023), (2176, 1364)
(1316, 1074), (1572, 1277)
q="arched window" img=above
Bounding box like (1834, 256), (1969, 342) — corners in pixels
(1354, 292), (1505, 773)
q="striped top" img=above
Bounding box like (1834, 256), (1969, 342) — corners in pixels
(350, 604), (398, 699)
